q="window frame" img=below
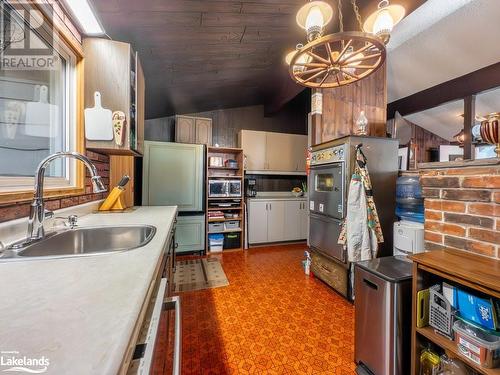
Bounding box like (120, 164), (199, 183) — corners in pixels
(0, 1), (85, 204)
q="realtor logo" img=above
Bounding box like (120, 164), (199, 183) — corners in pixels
(0, 0), (59, 70)
(0, 351), (50, 373)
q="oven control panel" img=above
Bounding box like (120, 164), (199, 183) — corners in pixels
(311, 145), (345, 165)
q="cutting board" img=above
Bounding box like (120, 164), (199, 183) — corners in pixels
(84, 91), (113, 141)
(25, 85), (59, 138)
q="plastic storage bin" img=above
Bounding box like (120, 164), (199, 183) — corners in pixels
(208, 233), (224, 252)
(453, 320), (500, 368)
(208, 222), (224, 233)
(395, 175), (424, 223)
(224, 233), (240, 249)
(225, 220), (240, 230)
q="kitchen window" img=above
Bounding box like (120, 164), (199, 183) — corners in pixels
(0, 3), (78, 195)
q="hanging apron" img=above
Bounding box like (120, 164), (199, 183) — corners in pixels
(338, 145), (384, 262)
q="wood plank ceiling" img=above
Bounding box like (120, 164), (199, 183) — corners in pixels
(91, 0), (425, 119)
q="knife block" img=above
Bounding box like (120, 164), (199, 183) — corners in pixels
(99, 187), (127, 211)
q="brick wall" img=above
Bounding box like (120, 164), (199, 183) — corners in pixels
(420, 165), (500, 259)
(0, 151), (109, 224)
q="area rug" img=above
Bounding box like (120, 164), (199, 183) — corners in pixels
(174, 258), (229, 292)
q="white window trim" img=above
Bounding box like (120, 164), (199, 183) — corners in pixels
(0, 3), (78, 194)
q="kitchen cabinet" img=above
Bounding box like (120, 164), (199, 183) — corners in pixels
(83, 38), (144, 156)
(248, 199), (307, 244)
(238, 130), (266, 170)
(267, 201), (285, 242)
(284, 200), (308, 241)
(142, 141), (204, 212)
(176, 214), (205, 253)
(238, 130), (307, 174)
(248, 201), (268, 244)
(175, 115), (212, 145)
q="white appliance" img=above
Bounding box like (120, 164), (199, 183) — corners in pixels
(393, 221), (424, 256)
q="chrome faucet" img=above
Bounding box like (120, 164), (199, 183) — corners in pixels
(26, 152), (107, 242)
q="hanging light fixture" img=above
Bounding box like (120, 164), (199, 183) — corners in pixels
(286, 0), (389, 89)
(296, 1), (334, 41)
(363, 0), (405, 44)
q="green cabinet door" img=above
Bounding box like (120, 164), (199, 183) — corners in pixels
(176, 215), (206, 253)
(142, 141), (204, 211)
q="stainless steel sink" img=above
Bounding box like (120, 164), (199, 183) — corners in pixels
(2, 225), (156, 260)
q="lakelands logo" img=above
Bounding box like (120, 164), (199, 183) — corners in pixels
(0, 1), (59, 70)
(0, 351), (50, 373)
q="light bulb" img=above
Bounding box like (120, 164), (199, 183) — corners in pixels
(305, 6), (325, 31)
(373, 8), (394, 35)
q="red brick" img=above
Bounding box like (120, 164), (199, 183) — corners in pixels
(494, 192), (500, 204)
(444, 236), (496, 257)
(424, 200), (465, 213)
(469, 228), (500, 245)
(425, 210), (442, 221)
(60, 196), (80, 208)
(443, 167), (500, 176)
(444, 213), (494, 229)
(442, 189), (491, 202)
(425, 221), (466, 237)
(425, 231), (443, 244)
(462, 176), (500, 188)
(425, 241), (447, 251)
(468, 203), (500, 217)
(422, 188), (440, 199)
(420, 177), (460, 188)
(0, 204), (30, 223)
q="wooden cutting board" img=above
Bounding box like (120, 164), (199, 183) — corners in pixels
(84, 91), (113, 141)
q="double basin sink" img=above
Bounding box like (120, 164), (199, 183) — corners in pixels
(1, 225), (156, 260)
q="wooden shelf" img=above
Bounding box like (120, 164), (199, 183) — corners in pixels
(416, 327), (500, 375)
(208, 206), (242, 211)
(410, 249), (500, 375)
(208, 166), (239, 170)
(208, 175), (243, 179)
(207, 146), (243, 154)
(208, 228), (242, 234)
(208, 217), (242, 222)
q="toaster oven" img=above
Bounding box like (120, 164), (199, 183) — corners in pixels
(208, 180), (242, 198)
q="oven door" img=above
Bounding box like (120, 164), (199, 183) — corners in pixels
(309, 162), (344, 220)
(310, 213), (346, 263)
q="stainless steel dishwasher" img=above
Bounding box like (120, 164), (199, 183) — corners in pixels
(354, 256), (412, 375)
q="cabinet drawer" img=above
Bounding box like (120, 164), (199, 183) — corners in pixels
(311, 251), (348, 298)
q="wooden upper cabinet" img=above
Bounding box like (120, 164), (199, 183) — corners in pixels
(175, 116), (195, 143)
(83, 38), (145, 156)
(292, 134), (307, 172)
(239, 130), (307, 174)
(175, 115), (212, 145)
(194, 118), (213, 145)
(239, 130), (267, 171)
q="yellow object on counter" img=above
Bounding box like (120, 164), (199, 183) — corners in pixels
(99, 187), (127, 211)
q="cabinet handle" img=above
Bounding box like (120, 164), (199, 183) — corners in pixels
(269, 203), (272, 211)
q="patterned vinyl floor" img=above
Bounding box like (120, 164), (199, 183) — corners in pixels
(153, 244), (355, 374)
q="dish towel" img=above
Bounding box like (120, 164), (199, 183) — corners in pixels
(338, 145), (383, 262)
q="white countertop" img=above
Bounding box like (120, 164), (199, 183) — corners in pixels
(0, 206), (177, 375)
(248, 192), (307, 201)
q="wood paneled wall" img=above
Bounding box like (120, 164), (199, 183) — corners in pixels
(410, 122), (450, 165)
(312, 63), (387, 145)
(145, 92), (309, 147)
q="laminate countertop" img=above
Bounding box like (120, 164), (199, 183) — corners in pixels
(247, 195), (307, 201)
(0, 206), (177, 375)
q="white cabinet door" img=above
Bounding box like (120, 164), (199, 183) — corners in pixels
(239, 130), (267, 171)
(299, 200), (308, 239)
(284, 200), (302, 241)
(267, 201), (286, 242)
(249, 201), (269, 244)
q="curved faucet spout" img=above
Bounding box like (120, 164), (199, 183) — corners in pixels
(28, 152), (107, 241)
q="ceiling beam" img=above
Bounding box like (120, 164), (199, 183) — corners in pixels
(387, 62), (500, 119)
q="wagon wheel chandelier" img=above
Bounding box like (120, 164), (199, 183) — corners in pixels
(286, 0), (405, 89)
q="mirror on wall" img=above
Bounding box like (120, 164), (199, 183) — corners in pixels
(389, 86), (500, 169)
